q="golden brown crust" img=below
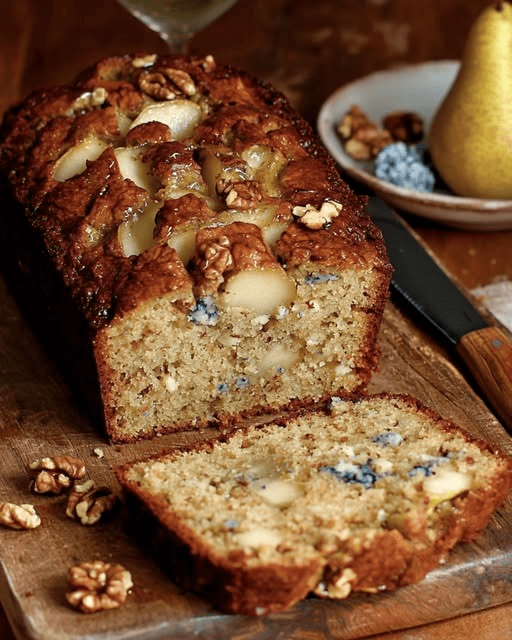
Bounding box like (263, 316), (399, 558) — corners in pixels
(276, 219), (388, 271)
(119, 473), (512, 615)
(113, 243), (194, 317)
(153, 193), (217, 241)
(0, 53), (390, 333)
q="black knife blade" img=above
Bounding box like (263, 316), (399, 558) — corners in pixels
(366, 196), (512, 430)
(367, 197), (487, 344)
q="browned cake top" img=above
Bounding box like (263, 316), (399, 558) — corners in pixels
(0, 53), (390, 330)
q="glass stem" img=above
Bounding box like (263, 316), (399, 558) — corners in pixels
(162, 31), (192, 55)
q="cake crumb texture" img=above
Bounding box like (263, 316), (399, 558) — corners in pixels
(116, 394), (512, 615)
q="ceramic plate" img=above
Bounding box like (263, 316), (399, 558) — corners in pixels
(317, 60), (512, 231)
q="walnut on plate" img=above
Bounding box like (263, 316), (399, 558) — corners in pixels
(382, 110), (424, 144)
(65, 479), (118, 525)
(337, 105), (392, 160)
(0, 502), (41, 529)
(66, 561), (133, 613)
(28, 455), (86, 495)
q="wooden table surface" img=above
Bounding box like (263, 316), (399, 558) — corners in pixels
(1, 0), (512, 638)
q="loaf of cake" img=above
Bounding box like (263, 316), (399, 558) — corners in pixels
(116, 394), (512, 615)
(0, 53), (392, 442)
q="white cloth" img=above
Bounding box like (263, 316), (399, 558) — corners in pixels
(472, 280), (512, 332)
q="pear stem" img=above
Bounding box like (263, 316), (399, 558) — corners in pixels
(495, 0), (504, 11)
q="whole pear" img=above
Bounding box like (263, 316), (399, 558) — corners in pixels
(429, 1), (512, 199)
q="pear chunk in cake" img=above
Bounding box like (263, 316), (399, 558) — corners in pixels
(193, 222), (297, 316)
(257, 341), (302, 377)
(53, 137), (108, 182)
(129, 99), (202, 141)
(221, 268), (296, 316)
(114, 147), (157, 193)
(118, 201), (161, 257)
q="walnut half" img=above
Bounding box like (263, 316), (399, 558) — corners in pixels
(66, 561), (133, 613)
(337, 105), (392, 160)
(0, 502), (41, 529)
(382, 110), (424, 144)
(65, 479), (118, 525)
(29, 455), (86, 495)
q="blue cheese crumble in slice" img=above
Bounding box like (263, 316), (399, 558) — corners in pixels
(188, 296), (219, 326)
(320, 460), (380, 489)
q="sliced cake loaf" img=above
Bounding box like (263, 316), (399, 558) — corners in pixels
(0, 53), (391, 442)
(116, 394), (512, 615)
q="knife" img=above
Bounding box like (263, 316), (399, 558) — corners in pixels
(366, 196), (512, 431)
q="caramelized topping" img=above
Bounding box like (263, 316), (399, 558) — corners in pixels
(0, 53), (386, 330)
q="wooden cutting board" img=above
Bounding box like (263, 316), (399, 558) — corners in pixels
(1, 271), (512, 640)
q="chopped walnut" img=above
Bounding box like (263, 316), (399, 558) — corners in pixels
(382, 110), (424, 144)
(163, 68), (196, 96)
(65, 480), (118, 525)
(221, 180), (263, 209)
(66, 561), (133, 613)
(338, 105), (392, 160)
(0, 502), (41, 529)
(131, 54), (157, 68)
(138, 70), (176, 100)
(138, 67), (196, 100)
(29, 455), (86, 495)
(292, 200), (343, 229)
(64, 88), (108, 116)
(314, 567), (356, 599)
(197, 235), (234, 291)
(201, 54), (216, 72)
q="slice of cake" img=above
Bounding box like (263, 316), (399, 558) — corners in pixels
(0, 53), (391, 442)
(116, 394), (512, 615)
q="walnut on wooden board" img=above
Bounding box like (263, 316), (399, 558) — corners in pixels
(66, 561), (133, 613)
(65, 479), (118, 525)
(0, 502), (41, 529)
(28, 455), (86, 495)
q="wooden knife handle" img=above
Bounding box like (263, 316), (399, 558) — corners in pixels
(456, 326), (512, 431)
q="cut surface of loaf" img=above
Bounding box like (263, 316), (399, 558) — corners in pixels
(116, 394), (512, 615)
(0, 53), (391, 442)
